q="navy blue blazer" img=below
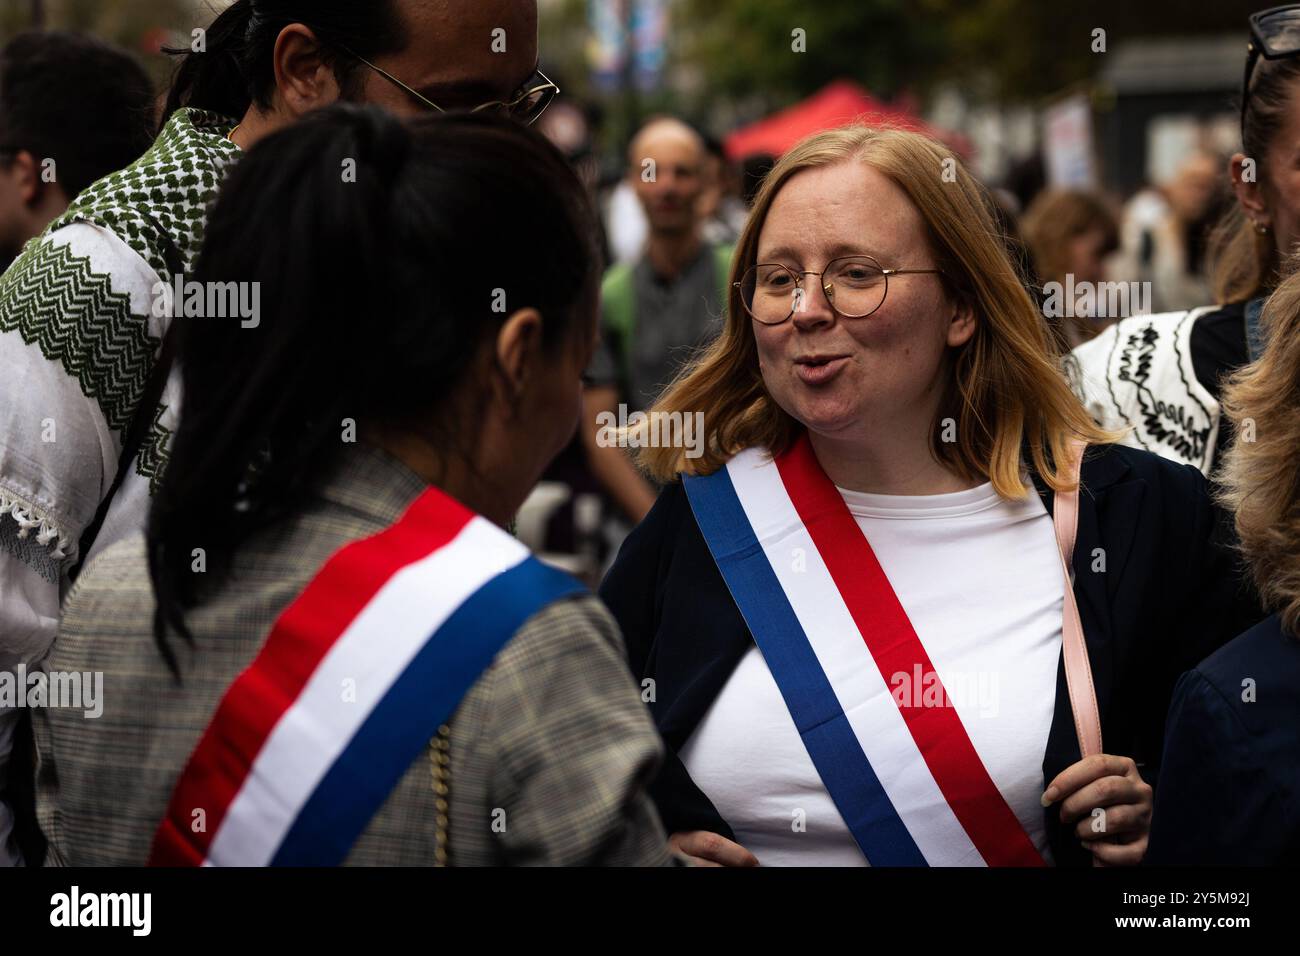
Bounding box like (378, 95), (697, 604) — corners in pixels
(1144, 613), (1300, 865)
(600, 443), (1264, 866)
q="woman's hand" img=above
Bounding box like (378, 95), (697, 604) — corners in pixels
(1042, 754), (1153, 866)
(668, 830), (760, 867)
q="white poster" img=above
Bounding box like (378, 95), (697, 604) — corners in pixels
(1043, 94), (1098, 189)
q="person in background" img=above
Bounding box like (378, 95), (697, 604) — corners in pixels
(740, 152), (777, 208)
(581, 117), (733, 524)
(698, 134), (748, 247)
(1111, 151), (1222, 314)
(0, 30), (154, 274)
(529, 94), (613, 579)
(605, 172), (649, 266)
(1146, 263), (1300, 865)
(34, 106), (673, 868)
(0, 0), (551, 868)
(536, 94), (603, 224)
(1002, 153), (1047, 218)
(1020, 189), (1120, 351)
(1071, 4), (1300, 478)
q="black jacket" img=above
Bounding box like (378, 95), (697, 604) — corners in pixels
(600, 443), (1264, 866)
(1144, 613), (1300, 865)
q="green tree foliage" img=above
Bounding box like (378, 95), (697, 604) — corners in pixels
(679, 0), (947, 104)
(678, 0), (1260, 105)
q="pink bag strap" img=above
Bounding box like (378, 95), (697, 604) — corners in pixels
(1052, 438), (1104, 759)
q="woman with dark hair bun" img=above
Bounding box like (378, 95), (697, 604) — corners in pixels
(32, 105), (673, 867)
(0, 0), (551, 868)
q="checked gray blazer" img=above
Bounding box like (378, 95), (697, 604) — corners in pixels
(33, 444), (672, 866)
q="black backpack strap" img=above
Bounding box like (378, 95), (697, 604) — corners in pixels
(70, 220), (183, 581)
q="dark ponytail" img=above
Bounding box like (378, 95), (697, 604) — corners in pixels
(163, 0), (254, 121)
(146, 105), (600, 673)
(163, 0), (405, 124)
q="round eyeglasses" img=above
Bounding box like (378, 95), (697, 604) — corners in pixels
(736, 255), (943, 325)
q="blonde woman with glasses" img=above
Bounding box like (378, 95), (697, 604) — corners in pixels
(599, 125), (1264, 867)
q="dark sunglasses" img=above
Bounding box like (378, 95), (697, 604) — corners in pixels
(1242, 4), (1300, 142)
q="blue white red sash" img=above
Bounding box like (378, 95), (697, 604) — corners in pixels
(683, 434), (1045, 866)
(148, 486), (584, 866)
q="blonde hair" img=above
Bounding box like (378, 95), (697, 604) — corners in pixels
(1218, 260), (1300, 635)
(638, 125), (1115, 497)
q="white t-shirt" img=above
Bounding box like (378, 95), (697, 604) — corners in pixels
(679, 481), (1065, 866)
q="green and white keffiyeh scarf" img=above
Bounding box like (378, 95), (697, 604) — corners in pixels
(0, 107), (240, 580)
(0, 106), (240, 867)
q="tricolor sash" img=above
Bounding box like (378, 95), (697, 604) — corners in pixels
(683, 434), (1046, 866)
(148, 486), (584, 866)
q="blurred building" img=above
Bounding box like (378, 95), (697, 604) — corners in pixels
(1094, 35), (1241, 196)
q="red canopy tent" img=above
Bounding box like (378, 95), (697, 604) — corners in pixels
(724, 80), (971, 161)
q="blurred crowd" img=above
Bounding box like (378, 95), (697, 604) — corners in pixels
(517, 90), (1239, 579)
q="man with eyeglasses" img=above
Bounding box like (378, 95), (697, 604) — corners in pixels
(0, 0), (554, 867)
